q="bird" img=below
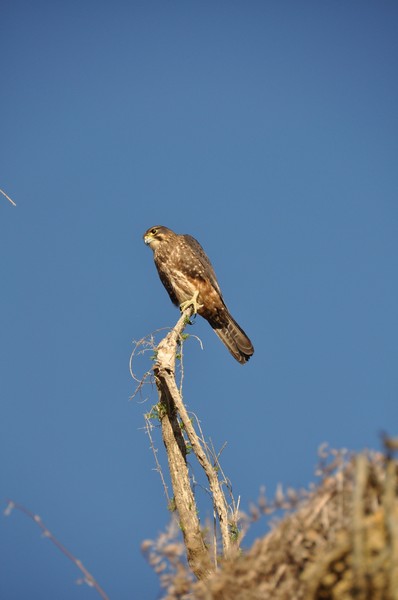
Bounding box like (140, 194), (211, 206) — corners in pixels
(143, 225), (254, 364)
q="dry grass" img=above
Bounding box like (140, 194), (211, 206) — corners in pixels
(144, 445), (398, 599)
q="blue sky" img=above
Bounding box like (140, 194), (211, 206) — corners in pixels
(1, 1), (397, 598)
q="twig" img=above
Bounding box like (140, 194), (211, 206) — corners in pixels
(4, 500), (109, 600)
(144, 412), (171, 503)
(0, 188), (16, 206)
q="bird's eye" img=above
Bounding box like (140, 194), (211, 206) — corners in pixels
(151, 228), (157, 235)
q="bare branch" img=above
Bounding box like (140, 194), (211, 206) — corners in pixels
(152, 309), (214, 579)
(0, 188), (16, 206)
(4, 500), (109, 600)
(151, 308), (236, 581)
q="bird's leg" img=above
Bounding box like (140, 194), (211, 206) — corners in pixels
(179, 290), (203, 315)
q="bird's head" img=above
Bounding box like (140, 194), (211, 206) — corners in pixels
(143, 225), (173, 250)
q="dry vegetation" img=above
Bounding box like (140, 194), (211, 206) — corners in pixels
(143, 446), (398, 599)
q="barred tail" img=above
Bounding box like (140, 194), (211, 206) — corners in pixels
(212, 311), (254, 364)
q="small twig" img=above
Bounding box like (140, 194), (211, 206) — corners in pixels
(0, 188), (16, 206)
(4, 500), (109, 600)
(177, 335), (204, 398)
(144, 412), (171, 504)
(130, 330), (171, 400)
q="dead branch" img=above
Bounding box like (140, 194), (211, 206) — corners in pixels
(4, 500), (109, 599)
(153, 308), (213, 579)
(152, 307), (234, 580)
(134, 305), (241, 583)
(163, 375), (231, 557)
(0, 188), (16, 206)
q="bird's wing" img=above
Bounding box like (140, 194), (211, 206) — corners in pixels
(182, 234), (223, 297)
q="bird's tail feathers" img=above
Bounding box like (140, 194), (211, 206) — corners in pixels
(212, 311), (254, 364)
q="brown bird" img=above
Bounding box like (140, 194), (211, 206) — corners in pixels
(143, 225), (254, 364)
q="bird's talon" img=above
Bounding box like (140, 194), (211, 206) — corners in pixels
(180, 291), (203, 315)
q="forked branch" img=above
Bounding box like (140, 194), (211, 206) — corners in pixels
(153, 308), (231, 579)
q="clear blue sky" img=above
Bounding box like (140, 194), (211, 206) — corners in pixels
(1, 2), (397, 598)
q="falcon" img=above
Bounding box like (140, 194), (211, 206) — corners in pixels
(143, 225), (254, 364)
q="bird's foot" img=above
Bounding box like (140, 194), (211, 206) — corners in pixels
(180, 290), (203, 315)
